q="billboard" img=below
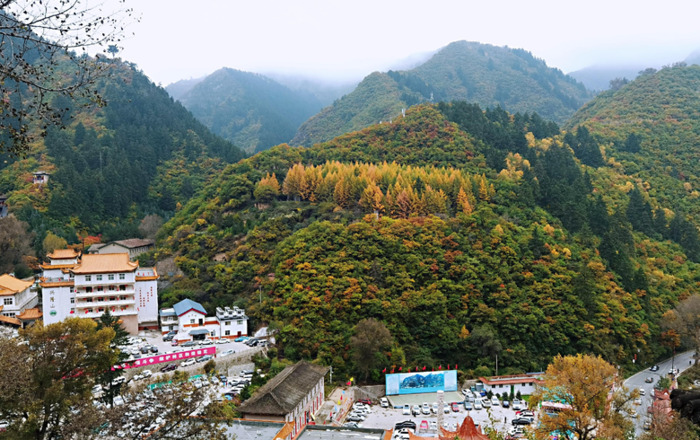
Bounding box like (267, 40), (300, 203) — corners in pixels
(112, 347), (217, 370)
(385, 370), (458, 395)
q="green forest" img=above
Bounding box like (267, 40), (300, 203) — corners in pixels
(0, 60), (245, 255)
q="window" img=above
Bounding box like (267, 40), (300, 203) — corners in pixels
(108, 274), (114, 281)
(119, 273), (125, 280)
(97, 286), (104, 292)
(110, 297), (116, 301)
(86, 298), (93, 303)
(85, 275), (91, 281)
(108, 285), (115, 291)
(70, 298), (75, 304)
(237, 320), (243, 325)
(97, 297), (104, 302)
(225, 330), (230, 336)
(98, 307), (104, 312)
(119, 285), (126, 291)
(3, 298), (12, 305)
(119, 296), (127, 301)
(87, 308), (93, 313)
(190, 319), (195, 324)
(70, 308), (75, 314)
(86, 287), (93, 293)
(70, 288), (74, 294)
(96, 275), (102, 281)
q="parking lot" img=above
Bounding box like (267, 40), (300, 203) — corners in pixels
(343, 396), (533, 437)
(118, 331), (264, 379)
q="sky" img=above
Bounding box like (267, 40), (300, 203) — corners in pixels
(111, 0), (700, 86)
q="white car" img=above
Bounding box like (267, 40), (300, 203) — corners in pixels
(181, 358), (196, 367)
(216, 339), (228, 344)
(512, 398), (522, 410)
(380, 397), (389, 408)
(432, 402), (438, 413)
(142, 369), (152, 378)
(113, 395), (125, 406)
(422, 403), (431, 414)
(402, 404), (411, 415)
(473, 399), (483, 410)
(491, 396), (500, 406)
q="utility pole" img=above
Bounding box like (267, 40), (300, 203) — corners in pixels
(329, 365), (333, 384)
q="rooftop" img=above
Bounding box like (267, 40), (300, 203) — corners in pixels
(238, 361), (329, 416)
(0, 274), (34, 296)
(173, 298), (207, 316)
(89, 238), (155, 251)
(71, 253), (138, 274)
(46, 248), (80, 260)
(479, 373), (543, 385)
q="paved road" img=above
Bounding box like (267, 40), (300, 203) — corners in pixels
(624, 350), (694, 438)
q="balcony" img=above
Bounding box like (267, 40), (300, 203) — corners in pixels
(77, 307), (136, 319)
(75, 298), (134, 308)
(75, 287), (135, 298)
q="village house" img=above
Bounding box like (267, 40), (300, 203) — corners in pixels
(40, 249), (159, 334)
(32, 171), (50, 185)
(478, 373), (543, 396)
(87, 238), (155, 260)
(0, 274), (41, 328)
(238, 361), (329, 438)
(159, 298), (248, 342)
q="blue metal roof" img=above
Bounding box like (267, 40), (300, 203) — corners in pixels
(173, 298), (207, 316)
(189, 328), (210, 335)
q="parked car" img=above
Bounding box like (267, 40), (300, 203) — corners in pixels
(482, 399), (491, 408)
(163, 331), (176, 341)
(357, 399), (373, 406)
(464, 401), (473, 411)
(181, 358), (196, 367)
(451, 402), (460, 412)
(639, 388), (645, 396)
(197, 355), (213, 363)
(512, 417), (533, 426)
(380, 397), (389, 408)
(402, 405), (411, 415)
(432, 402), (439, 414)
(412, 404), (420, 416)
(645, 377), (654, 383)
(181, 341), (196, 347)
(502, 400), (510, 408)
(160, 363), (177, 372)
(429, 421), (437, 431)
(142, 369), (152, 378)
(216, 339), (229, 344)
(473, 399), (483, 410)
(234, 336), (250, 342)
(511, 398), (522, 410)
(649, 365), (659, 371)
(421, 403), (431, 415)
(491, 396), (500, 406)
(171, 339), (179, 346)
(394, 421), (416, 431)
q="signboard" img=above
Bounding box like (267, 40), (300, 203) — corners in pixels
(385, 370), (457, 395)
(112, 347), (216, 370)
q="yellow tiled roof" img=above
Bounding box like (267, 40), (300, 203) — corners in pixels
(71, 253), (138, 274)
(47, 248), (80, 259)
(0, 274), (33, 296)
(17, 308), (42, 320)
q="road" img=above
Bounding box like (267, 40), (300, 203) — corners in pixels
(624, 350), (694, 438)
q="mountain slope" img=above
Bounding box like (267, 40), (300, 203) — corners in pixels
(0, 59), (244, 245)
(157, 103), (699, 377)
(173, 68), (323, 153)
(292, 41), (592, 146)
(566, 64), (700, 222)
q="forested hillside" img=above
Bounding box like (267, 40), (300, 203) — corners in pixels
(157, 99), (700, 379)
(172, 68), (323, 153)
(0, 59), (244, 254)
(291, 41), (592, 146)
(566, 64), (700, 251)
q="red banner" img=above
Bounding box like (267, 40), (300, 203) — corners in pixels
(112, 347), (216, 370)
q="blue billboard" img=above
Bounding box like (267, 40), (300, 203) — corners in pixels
(385, 370), (458, 395)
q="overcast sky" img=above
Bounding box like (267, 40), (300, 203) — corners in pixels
(113, 0), (700, 86)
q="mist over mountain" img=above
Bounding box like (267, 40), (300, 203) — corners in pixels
(173, 68), (324, 153)
(165, 76), (206, 101)
(567, 65), (644, 91)
(292, 41), (593, 147)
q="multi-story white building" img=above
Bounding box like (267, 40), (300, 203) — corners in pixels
(159, 299), (248, 342)
(0, 274), (40, 327)
(40, 250), (158, 334)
